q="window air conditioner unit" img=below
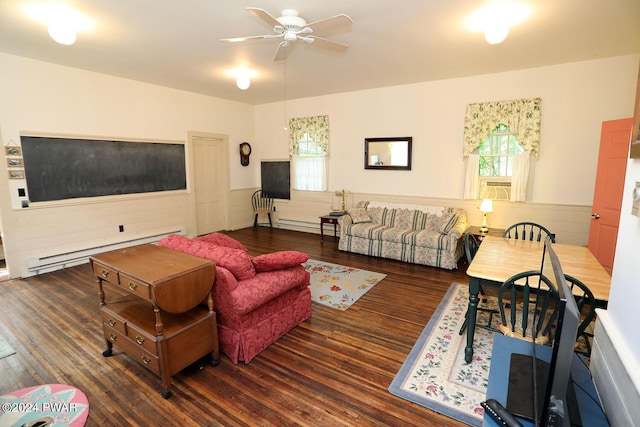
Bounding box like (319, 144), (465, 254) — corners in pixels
(480, 180), (511, 201)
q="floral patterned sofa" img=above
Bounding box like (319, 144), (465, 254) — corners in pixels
(158, 232), (311, 364)
(337, 201), (468, 270)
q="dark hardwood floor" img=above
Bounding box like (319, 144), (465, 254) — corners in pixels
(0, 228), (470, 426)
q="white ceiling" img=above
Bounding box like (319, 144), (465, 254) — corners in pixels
(1, 0), (639, 105)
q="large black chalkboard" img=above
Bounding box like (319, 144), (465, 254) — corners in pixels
(261, 160), (290, 200)
(21, 136), (186, 202)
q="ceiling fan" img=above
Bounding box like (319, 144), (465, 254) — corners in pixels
(220, 8), (353, 61)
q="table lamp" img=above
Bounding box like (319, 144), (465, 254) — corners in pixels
(479, 199), (493, 233)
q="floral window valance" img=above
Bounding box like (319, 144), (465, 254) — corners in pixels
(463, 98), (541, 157)
(288, 115), (329, 156)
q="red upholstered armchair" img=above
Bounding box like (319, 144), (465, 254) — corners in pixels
(158, 233), (311, 364)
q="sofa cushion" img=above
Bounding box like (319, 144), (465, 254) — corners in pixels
(347, 207), (371, 224)
(252, 251), (310, 272)
(393, 209), (416, 230)
(344, 223), (388, 240)
(194, 232), (249, 252)
(159, 234), (256, 280)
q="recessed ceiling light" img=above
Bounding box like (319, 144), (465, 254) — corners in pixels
(466, 1), (531, 45)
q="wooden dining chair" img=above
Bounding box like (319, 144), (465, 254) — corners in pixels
(458, 232), (498, 335)
(251, 190), (274, 228)
(503, 222), (556, 243)
(497, 270), (560, 345)
(564, 274), (596, 357)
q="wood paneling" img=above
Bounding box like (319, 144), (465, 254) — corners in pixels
(0, 228), (469, 426)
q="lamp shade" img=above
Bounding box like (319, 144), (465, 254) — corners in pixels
(479, 199), (493, 213)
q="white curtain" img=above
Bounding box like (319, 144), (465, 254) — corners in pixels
(463, 154), (480, 199)
(291, 155), (326, 191)
(510, 152), (530, 202)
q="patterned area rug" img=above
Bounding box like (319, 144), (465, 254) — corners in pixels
(0, 333), (15, 359)
(302, 260), (386, 310)
(388, 282), (501, 426)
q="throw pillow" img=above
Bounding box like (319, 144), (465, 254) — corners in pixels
(159, 234), (256, 280)
(347, 207), (371, 224)
(252, 251), (310, 272)
(437, 212), (458, 234)
(195, 232), (248, 252)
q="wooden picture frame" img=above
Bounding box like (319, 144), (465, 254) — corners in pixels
(7, 157), (23, 168)
(8, 169), (25, 179)
(4, 146), (22, 156)
(364, 137), (413, 170)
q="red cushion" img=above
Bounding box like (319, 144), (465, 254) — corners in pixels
(159, 234), (255, 280)
(252, 251), (310, 272)
(194, 232), (248, 252)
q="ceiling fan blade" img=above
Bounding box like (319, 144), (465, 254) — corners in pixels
(220, 34), (279, 43)
(273, 41), (291, 61)
(307, 36), (349, 52)
(305, 14), (353, 33)
(247, 7), (282, 29)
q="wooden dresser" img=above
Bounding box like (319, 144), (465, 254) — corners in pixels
(90, 244), (218, 398)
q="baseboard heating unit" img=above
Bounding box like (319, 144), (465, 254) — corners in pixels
(276, 218), (318, 233)
(23, 229), (185, 277)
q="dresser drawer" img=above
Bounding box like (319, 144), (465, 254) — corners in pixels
(119, 273), (151, 300)
(92, 261), (119, 285)
(126, 323), (158, 355)
(101, 310), (126, 335)
(104, 325), (160, 375)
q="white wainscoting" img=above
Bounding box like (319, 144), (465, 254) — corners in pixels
(229, 189), (592, 245)
(590, 309), (640, 426)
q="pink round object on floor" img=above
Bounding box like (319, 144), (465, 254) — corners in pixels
(0, 384), (89, 426)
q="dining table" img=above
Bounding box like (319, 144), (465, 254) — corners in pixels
(464, 236), (611, 363)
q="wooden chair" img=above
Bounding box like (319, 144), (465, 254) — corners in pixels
(503, 222), (556, 243)
(565, 274), (596, 357)
(497, 271), (560, 345)
(251, 190), (274, 228)
(458, 232), (497, 335)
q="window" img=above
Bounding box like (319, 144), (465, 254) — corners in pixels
(476, 124), (524, 200)
(289, 115), (329, 192)
(463, 98), (541, 201)
(292, 132), (327, 191)
(478, 124), (524, 177)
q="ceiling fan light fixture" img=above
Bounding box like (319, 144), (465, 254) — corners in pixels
(484, 25), (509, 45)
(48, 23), (77, 45)
(236, 75), (251, 90)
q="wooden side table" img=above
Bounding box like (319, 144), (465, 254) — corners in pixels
(319, 214), (343, 241)
(466, 225), (506, 243)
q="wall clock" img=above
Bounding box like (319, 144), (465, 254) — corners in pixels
(239, 142), (252, 166)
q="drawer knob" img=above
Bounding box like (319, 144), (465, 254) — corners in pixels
(128, 281), (138, 291)
(107, 319), (116, 327)
(135, 335), (145, 345)
(141, 355), (151, 365)
(101, 269), (109, 278)
(109, 333), (117, 342)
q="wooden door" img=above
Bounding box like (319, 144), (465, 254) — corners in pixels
(192, 133), (229, 235)
(587, 118), (632, 275)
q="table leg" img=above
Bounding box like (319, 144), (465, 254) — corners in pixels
(465, 277), (481, 363)
(320, 220), (325, 241)
(333, 222), (337, 238)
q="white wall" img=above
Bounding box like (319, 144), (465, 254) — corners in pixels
(255, 55), (639, 205)
(0, 52), (255, 278)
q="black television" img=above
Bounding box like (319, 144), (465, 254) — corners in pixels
(537, 237), (582, 426)
(505, 236), (582, 426)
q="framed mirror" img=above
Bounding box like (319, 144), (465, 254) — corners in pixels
(364, 137), (412, 170)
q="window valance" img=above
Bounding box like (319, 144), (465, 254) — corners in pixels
(463, 98), (541, 157)
(288, 115), (329, 156)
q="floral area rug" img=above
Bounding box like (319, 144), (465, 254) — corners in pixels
(302, 260), (386, 310)
(388, 282), (502, 426)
